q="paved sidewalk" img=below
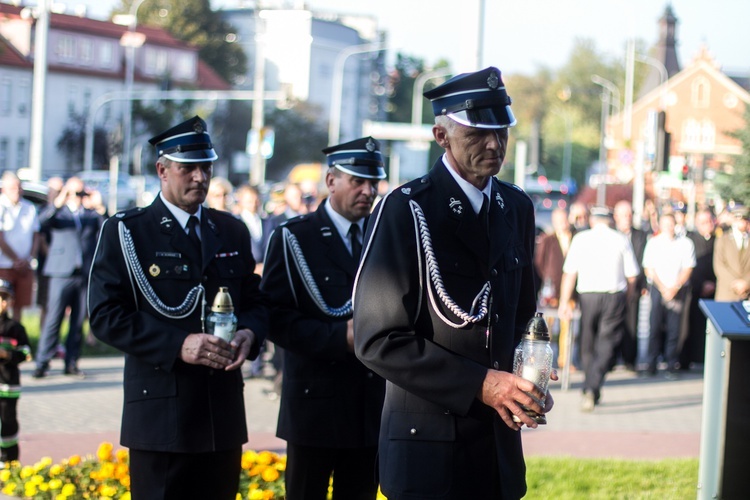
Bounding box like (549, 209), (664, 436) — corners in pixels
(14, 356), (702, 465)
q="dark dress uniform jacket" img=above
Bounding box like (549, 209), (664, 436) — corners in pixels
(88, 196), (268, 453)
(354, 160), (537, 500)
(260, 200), (384, 448)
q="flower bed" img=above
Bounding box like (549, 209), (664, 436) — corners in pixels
(0, 443), (286, 499)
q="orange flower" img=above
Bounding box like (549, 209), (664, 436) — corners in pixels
(115, 449), (129, 464)
(261, 467), (279, 483)
(68, 455), (81, 466)
(256, 451), (274, 465)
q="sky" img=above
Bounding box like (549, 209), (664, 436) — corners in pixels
(59, 0), (750, 77)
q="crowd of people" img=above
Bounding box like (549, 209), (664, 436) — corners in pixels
(534, 197), (749, 412)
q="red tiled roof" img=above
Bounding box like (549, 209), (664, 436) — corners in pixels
(0, 34), (31, 68)
(0, 3), (193, 51)
(197, 59), (231, 91)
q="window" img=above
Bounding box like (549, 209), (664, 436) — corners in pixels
(67, 85), (78, 116)
(100, 42), (114, 69)
(16, 138), (26, 170)
(692, 77), (710, 109)
(0, 139), (8, 170)
(0, 78), (10, 116)
(144, 47), (168, 76)
(701, 120), (716, 148)
(18, 79), (30, 116)
(174, 53), (196, 80)
(57, 35), (76, 62)
(80, 38), (93, 65)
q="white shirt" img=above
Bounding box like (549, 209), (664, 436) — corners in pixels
(0, 195), (40, 267)
(324, 199), (363, 255)
(642, 233), (696, 288)
(160, 193), (203, 240)
(563, 223), (640, 293)
(442, 154), (492, 215)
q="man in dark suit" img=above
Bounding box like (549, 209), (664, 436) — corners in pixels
(353, 68), (555, 500)
(87, 116), (268, 499)
(33, 177), (104, 378)
(260, 137), (386, 500)
(613, 200), (649, 371)
(683, 208), (716, 369)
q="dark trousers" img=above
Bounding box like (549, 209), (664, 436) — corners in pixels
(647, 285), (687, 372)
(617, 288), (641, 368)
(285, 443), (378, 500)
(36, 275), (87, 369)
(129, 448), (241, 500)
(578, 291), (626, 397)
(0, 398), (19, 461)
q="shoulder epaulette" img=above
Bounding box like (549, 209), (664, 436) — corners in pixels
(280, 214), (308, 227)
(498, 180), (533, 202)
(394, 175), (431, 199)
(113, 207), (146, 220)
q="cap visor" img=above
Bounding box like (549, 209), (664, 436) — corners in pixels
(164, 149), (218, 163)
(448, 105), (516, 129)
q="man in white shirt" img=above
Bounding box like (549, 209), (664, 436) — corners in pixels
(642, 212), (696, 378)
(0, 172), (41, 322)
(559, 206), (640, 411)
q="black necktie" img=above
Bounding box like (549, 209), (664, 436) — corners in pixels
(187, 215), (201, 255)
(479, 194), (490, 236)
(349, 223), (362, 259)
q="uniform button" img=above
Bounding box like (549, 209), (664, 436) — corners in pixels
(421, 178), (427, 184)
(410, 428), (418, 435)
(324, 276), (330, 282)
(491, 269), (498, 277)
(142, 389), (148, 395)
(514, 257), (519, 265)
(304, 388), (310, 395)
(493, 361), (500, 370)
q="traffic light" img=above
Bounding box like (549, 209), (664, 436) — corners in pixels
(655, 111), (670, 171)
(681, 164), (690, 181)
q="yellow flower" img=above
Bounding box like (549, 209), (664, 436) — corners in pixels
(48, 478), (63, 490)
(101, 484), (118, 496)
(97, 442), (114, 462)
(61, 483), (77, 496)
(249, 490), (266, 500)
(115, 448), (129, 464)
(262, 491), (275, 500)
(24, 483), (37, 496)
(256, 451), (274, 465)
(0, 469), (10, 481)
(2, 483), (16, 495)
(68, 455), (82, 466)
(261, 467), (280, 483)
(120, 492), (131, 500)
(19, 465), (34, 479)
(241, 450), (256, 469)
(49, 464), (64, 477)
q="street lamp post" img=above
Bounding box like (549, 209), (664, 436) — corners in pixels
(328, 42), (387, 146)
(411, 68), (452, 127)
(591, 75), (621, 207)
(119, 0), (147, 175)
(27, 0), (51, 182)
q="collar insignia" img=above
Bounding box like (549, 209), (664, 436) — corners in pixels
(160, 217), (172, 225)
(449, 197), (463, 215)
(401, 187), (411, 195)
(496, 192), (505, 210)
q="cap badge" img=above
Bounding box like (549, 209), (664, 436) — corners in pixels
(449, 197), (463, 215)
(149, 264), (161, 277)
(365, 138), (376, 152)
(487, 71), (499, 90)
(495, 192), (505, 210)
(193, 121), (204, 134)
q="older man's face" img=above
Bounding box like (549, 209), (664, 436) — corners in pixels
(436, 123), (508, 189)
(157, 160), (212, 214)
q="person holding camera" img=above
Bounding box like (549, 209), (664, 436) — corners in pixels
(33, 177), (104, 378)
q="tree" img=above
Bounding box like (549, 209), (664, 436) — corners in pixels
(116, 0), (247, 84)
(57, 112), (111, 170)
(715, 104), (750, 206)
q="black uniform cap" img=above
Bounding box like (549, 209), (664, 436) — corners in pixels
(148, 115), (218, 163)
(322, 136), (386, 180)
(424, 66), (516, 129)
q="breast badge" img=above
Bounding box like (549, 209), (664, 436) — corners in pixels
(149, 264), (161, 277)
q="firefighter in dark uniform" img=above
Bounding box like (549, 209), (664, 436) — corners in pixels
(353, 67), (556, 500)
(260, 137), (386, 500)
(88, 116), (268, 500)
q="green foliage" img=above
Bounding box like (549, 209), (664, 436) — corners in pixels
(116, 0), (247, 84)
(55, 112), (111, 170)
(715, 103), (750, 206)
(525, 457), (698, 499)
